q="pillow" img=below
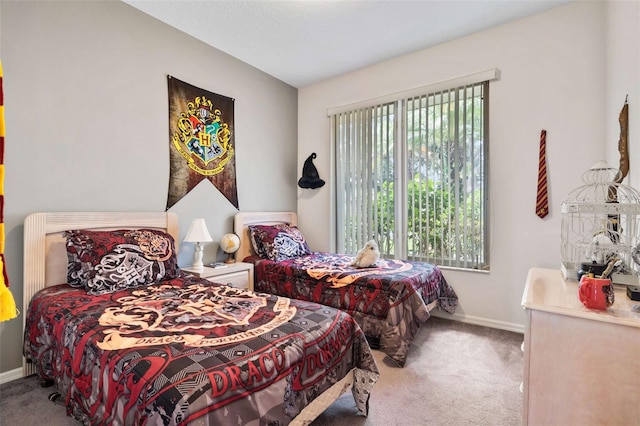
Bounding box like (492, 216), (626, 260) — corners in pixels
(248, 224), (311, 261)
(63, 228), (180, 295)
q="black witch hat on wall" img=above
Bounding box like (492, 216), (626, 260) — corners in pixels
(298, 153), (325, 189)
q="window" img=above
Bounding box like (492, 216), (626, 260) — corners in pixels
(332, 77), (490, 271)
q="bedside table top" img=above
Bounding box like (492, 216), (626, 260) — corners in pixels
(182, 262), (253, 277)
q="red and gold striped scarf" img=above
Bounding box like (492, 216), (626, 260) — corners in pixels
(0, 60), (18, 322)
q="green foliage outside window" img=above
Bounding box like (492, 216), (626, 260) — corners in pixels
(373, 175), (485, 268)
(335, 81), (488, 270)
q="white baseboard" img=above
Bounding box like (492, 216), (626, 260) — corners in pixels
(431, 311), (525, 334)
(0, 367), (24, 385)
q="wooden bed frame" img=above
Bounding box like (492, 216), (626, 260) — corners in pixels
(22, 211), (356, 425)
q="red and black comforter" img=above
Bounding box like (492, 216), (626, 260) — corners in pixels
(245, 252), (459, 367)
(23, 275), (379, 425)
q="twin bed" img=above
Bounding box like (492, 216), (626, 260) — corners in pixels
(22, 211), (459, 424)
(22, 212), (379, 425)
(234, 212), (459, 367)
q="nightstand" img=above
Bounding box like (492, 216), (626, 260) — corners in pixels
(182, 262), (254, 291)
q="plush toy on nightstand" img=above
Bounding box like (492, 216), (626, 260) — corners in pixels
(350, 240), (380, 268)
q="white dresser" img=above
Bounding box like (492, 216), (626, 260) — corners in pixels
(521, 268), (640, 426)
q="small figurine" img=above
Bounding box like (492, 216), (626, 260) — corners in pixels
(350, 240), (380, 268)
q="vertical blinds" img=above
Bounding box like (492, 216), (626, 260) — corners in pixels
(333, 78), (489, 270)
(334, 102), (396, 256)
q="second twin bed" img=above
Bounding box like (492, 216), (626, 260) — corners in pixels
(234, 211), (459, 367)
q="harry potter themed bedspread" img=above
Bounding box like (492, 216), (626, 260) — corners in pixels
(23, 275), (379, 425)
(246, 252), (459, 367)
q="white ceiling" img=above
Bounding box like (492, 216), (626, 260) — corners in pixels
(123, 0), (571, 88)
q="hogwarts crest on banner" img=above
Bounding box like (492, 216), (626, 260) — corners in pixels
(167, 76), (238, 209)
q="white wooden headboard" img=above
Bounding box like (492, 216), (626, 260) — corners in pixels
(233, 212), (297, 261)
(22, 211), (178, 376)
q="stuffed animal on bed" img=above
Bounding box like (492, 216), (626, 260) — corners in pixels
(350, 240), (380, 268)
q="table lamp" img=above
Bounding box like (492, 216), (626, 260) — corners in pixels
(184, 218), (213, 271)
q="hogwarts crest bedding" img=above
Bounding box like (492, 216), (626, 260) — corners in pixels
(23, 275), (379, 425)
(245, 252), (459, 367)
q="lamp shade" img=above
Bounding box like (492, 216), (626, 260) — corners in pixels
(184, 219), (213, 243)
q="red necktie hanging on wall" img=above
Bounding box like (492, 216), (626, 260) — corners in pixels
(536, 129), (549, 218)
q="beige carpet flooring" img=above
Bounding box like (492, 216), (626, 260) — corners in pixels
(312, 316), (524, 425)
(0, 316), (523, 426)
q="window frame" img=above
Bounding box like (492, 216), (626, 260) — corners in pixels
(330, 70), (497, 271)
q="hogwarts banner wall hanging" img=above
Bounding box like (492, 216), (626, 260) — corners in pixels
(166, 76), (238, 209)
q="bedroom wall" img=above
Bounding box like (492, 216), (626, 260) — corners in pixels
(0, 0), (297, 378)
(605, 1), (640, 191)
(298, 1), (639, 332)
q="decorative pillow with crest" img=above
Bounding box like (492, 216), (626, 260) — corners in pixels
(63, 229), (180, 295)
(248, 224), (311, 261)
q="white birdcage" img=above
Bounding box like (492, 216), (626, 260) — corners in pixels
(561, 161), (640, 286)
